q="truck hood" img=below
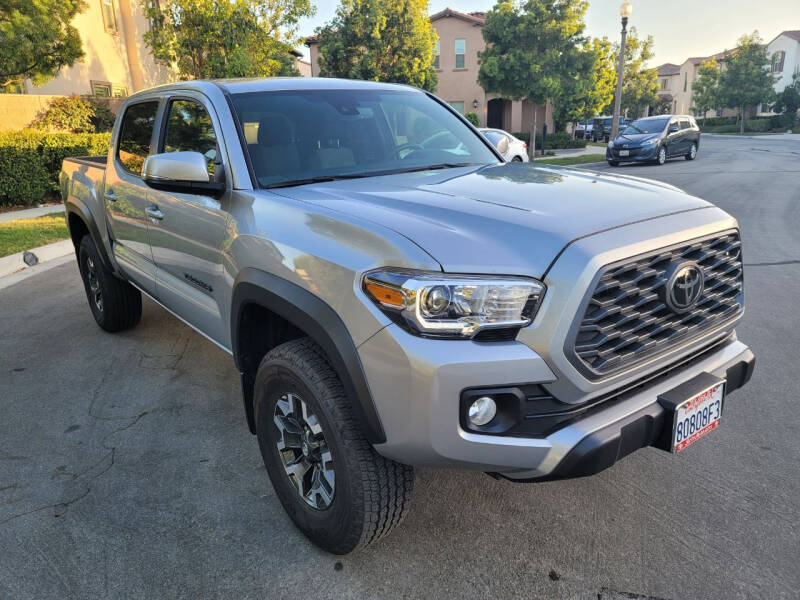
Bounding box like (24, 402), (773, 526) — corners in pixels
(270, 163), (710, 277)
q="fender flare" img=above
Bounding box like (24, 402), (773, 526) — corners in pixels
(64, 198), (114, 271)
(231, 267), (386, 444)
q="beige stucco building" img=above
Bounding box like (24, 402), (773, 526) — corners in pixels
(305, 7), (552, 134)
(21, 0), (174, 98)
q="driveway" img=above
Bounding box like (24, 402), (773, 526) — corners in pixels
(1, 135), (799, 599)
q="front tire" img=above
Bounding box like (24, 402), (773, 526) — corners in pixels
(685, 142), (697, 160)
(254, 338), (413, 554)
(656, 146), (667, 165)
(607, 160), (620, 167)
(78, 235), (141, 332)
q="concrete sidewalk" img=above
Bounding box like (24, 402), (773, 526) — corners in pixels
(0, 204), (64, 223)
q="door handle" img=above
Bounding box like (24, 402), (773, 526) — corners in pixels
(104, 190), (118, 202)
(145, 206), (164, 222)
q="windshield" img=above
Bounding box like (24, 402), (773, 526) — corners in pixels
(230, 89), (499, 188)
(622, 118), (668, 135)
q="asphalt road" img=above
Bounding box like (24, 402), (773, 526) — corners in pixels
(2, 134), (799, 599)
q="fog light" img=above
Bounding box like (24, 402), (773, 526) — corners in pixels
(468, 396), (497, 426)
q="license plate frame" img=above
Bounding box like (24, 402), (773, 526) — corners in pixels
(619, 150), (630, 156)
(657, 373), (726, 453)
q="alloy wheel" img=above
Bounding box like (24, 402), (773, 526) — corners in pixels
(273, 392), (335, 509)
(658, 147), (666, 165)
(690, 144), (697, 159)
(85, 256), (103, 312)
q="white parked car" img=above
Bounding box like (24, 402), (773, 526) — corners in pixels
(478, 128), (529, 162)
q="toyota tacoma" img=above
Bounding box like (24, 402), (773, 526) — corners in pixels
(60, 78), (754, 554)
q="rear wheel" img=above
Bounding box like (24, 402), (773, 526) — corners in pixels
(78, 235), (141, 332)
(685, 142), (697, 160)
(512, 156), (523, 162)
(254, 338), (413, 554)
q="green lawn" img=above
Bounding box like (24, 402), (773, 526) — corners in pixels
(535, 153), (606, 166)
(0, 213), (69, 258)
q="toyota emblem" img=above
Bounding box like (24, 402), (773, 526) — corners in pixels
(665, 262), (704, 312)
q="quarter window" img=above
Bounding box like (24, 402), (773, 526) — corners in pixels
(116, 101), (158, 174)
(162, 99), (218, 175)
(455, 39), (465, 69)
(101, 0), (118, 33)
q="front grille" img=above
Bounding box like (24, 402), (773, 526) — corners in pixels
(569, 230), (743, 378)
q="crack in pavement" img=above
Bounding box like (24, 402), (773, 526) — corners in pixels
(744, 259), (800, 267)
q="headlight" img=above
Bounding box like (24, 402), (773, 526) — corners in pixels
(362, 269), (545, 339)
(642, 138), (657, 146)
(607, 140), (614, 148)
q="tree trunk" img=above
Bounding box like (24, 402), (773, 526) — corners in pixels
(529, 102), (537, 161)
(740, 105), (745, 134)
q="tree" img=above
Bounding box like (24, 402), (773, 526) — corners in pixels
(718, 32), (776, 133)
(143, 0), (314, 80)
(0, 0), (85, 90)
(691, 59), (720, 123)
(773, 73), (800, 130)
(553, 36), (615, 132)
(315, 0), (438, 92)
(478, 0), (590, 159)
(603, 28), (658, 118)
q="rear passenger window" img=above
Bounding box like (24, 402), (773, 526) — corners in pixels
(117, 101), (159, 174)
(162, 99), (218, 175)
(679, 119), (691, 129)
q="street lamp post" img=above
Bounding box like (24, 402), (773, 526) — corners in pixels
(610, 0), (633, 140)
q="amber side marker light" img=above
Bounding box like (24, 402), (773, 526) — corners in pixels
(364, 281), (405, 308)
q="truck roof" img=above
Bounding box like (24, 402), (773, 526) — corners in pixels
(127, 77), (422, 100)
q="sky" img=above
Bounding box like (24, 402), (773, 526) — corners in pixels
(296, 0), (800, 65)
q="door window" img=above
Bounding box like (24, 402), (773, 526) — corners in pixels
(679, 118), (691, 129)
(117, 101), (159, 174)
(162, 99), (218, 175)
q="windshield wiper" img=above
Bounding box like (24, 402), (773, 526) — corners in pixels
(264, 174), (372, 189)
(264, 163), (478, 189)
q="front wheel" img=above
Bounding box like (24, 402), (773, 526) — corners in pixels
(655, 146), (667, 165)
(254, 338), (414, 554)
(607, 160), (620, 167)
(685, 142), (698, 160)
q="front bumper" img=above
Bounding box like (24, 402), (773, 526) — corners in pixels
(360, 322), (754, 479)
(607, 144), (658, 162)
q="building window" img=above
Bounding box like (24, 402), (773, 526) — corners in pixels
(101, 0), (118, 33)
(455, 39), (465, 69)
(433, 40), (440, 69)
(771, 51), (785, 73)
(92, 82), (112, 97)
(448, 101), (465, 114)
(661, 78), (669, 90)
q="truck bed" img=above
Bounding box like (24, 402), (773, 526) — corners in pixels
(60, 156), (108, 243)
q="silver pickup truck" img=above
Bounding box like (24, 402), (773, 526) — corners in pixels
(61, 78), (754, 554)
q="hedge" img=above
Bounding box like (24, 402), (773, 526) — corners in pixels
(0, 130), (110, 207)
(512, 131), (588, 149)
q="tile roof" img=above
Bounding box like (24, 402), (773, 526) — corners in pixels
(657, 63), (680, 76)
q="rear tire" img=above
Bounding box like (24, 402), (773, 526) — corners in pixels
(512, 156), (523, 162)
(685, 142), (697, 160)
(78, 235), (141, 332)
(254, 338), (413, 554)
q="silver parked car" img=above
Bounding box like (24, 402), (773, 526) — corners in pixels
(478, 128), (529, 161)
(61, 78), (753, 554)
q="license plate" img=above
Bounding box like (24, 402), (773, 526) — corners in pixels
(671, 381), (725, 452)
(619, 150), (630, 156)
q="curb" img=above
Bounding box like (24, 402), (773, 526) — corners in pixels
(0, 239), (74, 279)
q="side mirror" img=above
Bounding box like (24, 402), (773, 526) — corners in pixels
(143, 151), (224, 196)
(496, 136), (509, 155)
(668, 124), (679, 133)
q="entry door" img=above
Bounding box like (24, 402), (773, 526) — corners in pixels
(105, 100), (160, 296)
(147, 96), (231, 346)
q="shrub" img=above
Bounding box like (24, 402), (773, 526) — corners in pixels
(464, 112), (480, 127)
(699, 116), (737, 127)
(0, 130), (111, 207)
(744, 118), (771, 132)
(701, 124), (740, 133)
(30, 95), (116, 133)
(512, 131), (587, 150)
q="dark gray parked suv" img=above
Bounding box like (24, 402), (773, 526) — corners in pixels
(607, 115), (701, 166)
